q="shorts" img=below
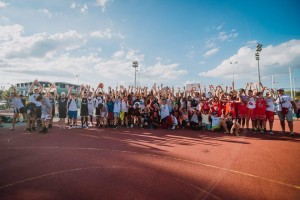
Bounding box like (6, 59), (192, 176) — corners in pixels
(101, 112), (108, 118)
(255, 109), (266, 121)
(69, 111), (78, 119)
(14, 107), (25, 114)
(41, 114), (51, 121)
(266, 111), (274, 122)
(108, 112), (114, 120)
(212, 125), (219, 130)
(246, 108), (256, 120)
(120, 111), (125, 121)
(237, 105), (247, 118)
(88, 106), (94, 116)
(114, 112), (120, 118)
(277, 110), (293, 122)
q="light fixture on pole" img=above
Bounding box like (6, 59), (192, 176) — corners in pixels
(255, 43), (262, 90)
(230, 61), (238, 83)
(75, 75), (80, 86)
(132, 61), (138, 89)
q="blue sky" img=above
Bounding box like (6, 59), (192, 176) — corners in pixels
(0, 0), (299, 90)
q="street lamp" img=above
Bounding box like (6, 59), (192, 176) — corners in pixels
(230, 61), (238, 83)
(132, 61), (138, 89)
(255, 43), (262, 90)
(75, 75), (80, 86)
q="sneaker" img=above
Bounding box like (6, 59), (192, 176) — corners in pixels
(269, 131), (274, 135)
(130, 124), (133, 128)
(69, 126), (72, 129)
(253, 128), (258, 132)
(290, 132), (295, 136)
(126, 125), (129, 128)
(85, 125), (89, 129)
(171, 125), (175, 130)
(113, 126), (118, 129)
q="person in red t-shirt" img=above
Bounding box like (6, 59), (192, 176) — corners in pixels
(225, 94), (237, 119)
(236, 88), (247, 128)
(255, 92), (267, 133)
(210, 96), (222, 116)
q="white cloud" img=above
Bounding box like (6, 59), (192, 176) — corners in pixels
(96, 0), (111, 12)
(199, 39), (300, 81)
(81, 4), (88, 13)
(0, 24), (188, 87)
(0, 24), (85, 59)
(113, 50), (125, 58)
(38, 9), (52, 18)
(0, 1), (8, 8)
(203, 48), (219, 58)
(90, 29), (112, 39)
(218, 31), (238, 41)
(70, 2), (77, 9)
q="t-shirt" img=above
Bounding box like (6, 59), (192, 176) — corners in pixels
(202, 114), (210, 124)
(160, 104), (170, 119)
(68, 98), (78, 112)
(247, 96), (256, 109)
(113, 99), (121, 113)
(211, 116), (221, 127)
(41, 98), (52, 115)
(12, 97), (24, 109)
(120, 100), (128, 112)
(275, 94), (292, 111)
(190, 113), (199, 123)
(29, 93), (42, 106)
(107, 101), (114, 112)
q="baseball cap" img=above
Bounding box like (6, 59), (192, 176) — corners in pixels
(277, 88), (284, 91)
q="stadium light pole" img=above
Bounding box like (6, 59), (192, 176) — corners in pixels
(132, 61), (138, 89)
(230, 61), (238, 83)
(255, 43), (262, 91)
(75, 75), (80, 86)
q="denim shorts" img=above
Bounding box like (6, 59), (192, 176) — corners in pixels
(69, 111), (78, 119)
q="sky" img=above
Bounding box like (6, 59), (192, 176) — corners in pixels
(0, 0), (300, 90)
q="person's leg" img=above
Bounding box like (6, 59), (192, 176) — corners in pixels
(11, 113), (18, 130)
(220, 119), (229, 133)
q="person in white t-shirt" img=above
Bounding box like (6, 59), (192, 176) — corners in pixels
(275, 88), (298, 136)
(8, 86), (25, 130)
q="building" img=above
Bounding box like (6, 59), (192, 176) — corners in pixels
(15, 81), (80, 96)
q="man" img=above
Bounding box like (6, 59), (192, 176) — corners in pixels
(36, 95), (52, 133)
(9, 85), (25, 130)
(275, 88), (298, 136)
(265, 90), (276, 134)
(67, 90), (79, 129)
(28, 80), (43, 130)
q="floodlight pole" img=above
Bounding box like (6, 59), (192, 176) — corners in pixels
(132, 61), (138, 89)
(255, 43), (262, 91)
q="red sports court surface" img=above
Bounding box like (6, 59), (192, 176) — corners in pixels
(0, 119), (299, 200)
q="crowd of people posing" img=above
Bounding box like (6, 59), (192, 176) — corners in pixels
(2, 80), (299, 136)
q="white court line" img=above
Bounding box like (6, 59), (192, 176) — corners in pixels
(0, 165), (221, 200)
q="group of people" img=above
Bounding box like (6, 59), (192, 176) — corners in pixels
(1, 80), (299, 136)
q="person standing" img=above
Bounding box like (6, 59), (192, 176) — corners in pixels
(275, 88), (298, 136)
(57, 92), (68, 129)
(9, 85), (25, 130)
(36, 95), (52, 133)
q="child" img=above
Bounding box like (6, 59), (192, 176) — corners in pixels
(25, 102), (37, 131)
(201, 110), (211, 130)
(189, 108), (201, 131)
(211, 112), (228, 133)
(179, 106), (190, 129)
(150, 103), (160, 129)
(36, 95), (52, 133)
(225, 113), (241, 136)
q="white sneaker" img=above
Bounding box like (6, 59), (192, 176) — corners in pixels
(69, 126), (72, 129)
(269, 131), (274, 135)
(172, 125), (175, 130)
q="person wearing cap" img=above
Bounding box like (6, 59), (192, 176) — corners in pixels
(275, 88), (298, 136)
(57, 91), (68, 129)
